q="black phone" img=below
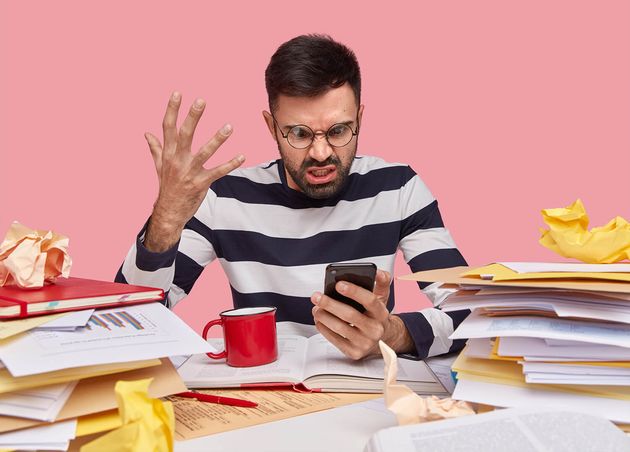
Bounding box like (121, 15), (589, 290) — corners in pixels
(324, 263), (377, 313)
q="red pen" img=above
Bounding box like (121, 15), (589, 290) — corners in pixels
(175, 391), (258, 408)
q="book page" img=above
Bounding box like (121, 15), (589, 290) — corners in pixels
(178, 335), (309, 387)
(366, 408), (630, 452)
(170, 389), (379, 440)
(303, 334), (388, 379)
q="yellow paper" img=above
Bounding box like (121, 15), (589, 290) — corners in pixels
(0, 221), (72, 288)
(171, 389), (378, 440)
(462, 263), (630, 283)
(400, 266), (630, 294)
(0, 312), (67, 339)
(540, 199), (630, 264)
(76, 410), (122, 437)
(80, 378), (174, 452)
(0, 359), (160, 395)
(452, 349), (630, 401)
(379, 341), (474, 425)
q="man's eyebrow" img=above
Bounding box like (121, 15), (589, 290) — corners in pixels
(283, 120), (355, 130)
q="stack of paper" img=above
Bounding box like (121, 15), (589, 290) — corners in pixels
(401, 263), (630, 428)
(0, 302), (212, 449)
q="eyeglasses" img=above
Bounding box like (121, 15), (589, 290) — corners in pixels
(272, 114), (359, 149)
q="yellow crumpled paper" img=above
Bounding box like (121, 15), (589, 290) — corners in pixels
(379, 341), (474, 425)
(0, 221), (72, 288)
(539, 199), (630, 264)
(81, 378), (174, 452)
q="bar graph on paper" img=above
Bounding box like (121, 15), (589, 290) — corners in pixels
(31, 307), (160, 350)
(86, 311), (144, 330)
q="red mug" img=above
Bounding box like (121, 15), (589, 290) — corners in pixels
(202, 306), (278, 367)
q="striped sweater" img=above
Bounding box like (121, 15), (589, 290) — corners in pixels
(116, 155), (469, 358)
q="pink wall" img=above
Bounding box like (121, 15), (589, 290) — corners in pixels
(2, 1), (629, 334)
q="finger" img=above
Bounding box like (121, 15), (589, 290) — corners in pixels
(313, 292), (365, 325)
(373, 270), (392, 300)
(145, 132), (163, 175)
(314, 320), (365, 361)
(177, 98), (206, 152)
(334, 281), (379, 313)
(162, 91), (182, 154)
(312, 301), (360, 340)
(333, 281), (389, 326)
(202, 154), (245, 185)
(193, 124), (233, 167)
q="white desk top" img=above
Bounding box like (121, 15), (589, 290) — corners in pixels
(174, 398), (397, 452)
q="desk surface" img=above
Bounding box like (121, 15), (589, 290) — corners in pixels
(174, 398), (397, 452)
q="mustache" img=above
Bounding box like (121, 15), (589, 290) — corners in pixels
(300, 155), (341, 171)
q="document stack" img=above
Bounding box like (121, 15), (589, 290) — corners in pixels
(401, 262), (630, 431)
(0, 302), (213, 450)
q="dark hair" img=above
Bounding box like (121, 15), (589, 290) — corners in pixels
(265, 34), (361, 113)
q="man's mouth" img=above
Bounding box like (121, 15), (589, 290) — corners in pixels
(305, 165), (337, 185)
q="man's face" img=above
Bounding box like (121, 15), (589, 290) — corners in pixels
(263, 84), (363, 199)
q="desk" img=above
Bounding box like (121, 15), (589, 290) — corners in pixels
(172, 351), (458, 451)
(175, 398), (397, 452)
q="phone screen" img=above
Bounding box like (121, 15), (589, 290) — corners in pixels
(324, 263), (377, 313)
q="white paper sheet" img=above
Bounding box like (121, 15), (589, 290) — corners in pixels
(0, 380), (77, 420)
(34, 308), (95, 330)
(442, 296), (630, 324)
(520, 362), (630, 376)
(0, 303), (214, 377)
(543, 338), (601, 346)
(424, 352), (458, 394)
(463, 338), (494, 358)
(0, 419), (77, 450)
(452, 378), (630, 423)
(363, 407), (630, 452)
(525, 373), (630, 385)
(498, 336), (630, 361)
(500, 262), (630, 273)
(449, 311), (630, 348)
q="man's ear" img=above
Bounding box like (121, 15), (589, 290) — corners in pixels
(357, 104), (365, 131)
(262, 111), (277, 141)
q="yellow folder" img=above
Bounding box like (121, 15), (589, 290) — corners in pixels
(452, 349), (630, 401)
(398, 266), (630, 294)
(463, 263), (630, 283)
(0, 359), (160, 394)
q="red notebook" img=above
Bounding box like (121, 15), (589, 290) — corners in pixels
(0, 278), (165, 319)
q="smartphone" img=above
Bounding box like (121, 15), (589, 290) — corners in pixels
(324, 263), (377, 313)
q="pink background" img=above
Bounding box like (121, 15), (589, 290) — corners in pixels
(2, 1), (629, 334)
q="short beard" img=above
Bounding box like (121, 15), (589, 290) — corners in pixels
(282, 148), (355, 199)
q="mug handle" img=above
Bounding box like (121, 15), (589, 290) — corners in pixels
(202, 318), (228, 359)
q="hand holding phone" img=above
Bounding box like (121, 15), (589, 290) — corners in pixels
(323, 263), (377, 313)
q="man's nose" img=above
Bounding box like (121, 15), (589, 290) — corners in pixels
(308, 133), (333, 162)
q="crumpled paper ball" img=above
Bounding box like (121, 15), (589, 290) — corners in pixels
(539, 199), (630, 263)
(0, 221), (72, 288)
(379, 341), (475, 426)
(80, 378), (175, 452)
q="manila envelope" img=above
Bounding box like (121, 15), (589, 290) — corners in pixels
(398, 266), (630, 295)
(0, 359), (160, 394)
(0, 358), (186, 433)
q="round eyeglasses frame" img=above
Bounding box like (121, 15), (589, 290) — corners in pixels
(271, 113), (360, 149)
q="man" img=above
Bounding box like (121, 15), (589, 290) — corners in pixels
(116, 34), (469, 360)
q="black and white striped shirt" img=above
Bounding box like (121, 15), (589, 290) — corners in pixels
(116, 156), (469, 358)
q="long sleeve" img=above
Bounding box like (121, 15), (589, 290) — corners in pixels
(115, 192), (218, 308)
(395, 170), (470, 358)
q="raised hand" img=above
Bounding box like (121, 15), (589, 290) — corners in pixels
(143, 92), (245, 252)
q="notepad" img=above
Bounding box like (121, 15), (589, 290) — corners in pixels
(0, 277), (164, 319)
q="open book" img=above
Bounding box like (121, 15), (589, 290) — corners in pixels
(178, 334), (447, 394)
(364, 408), (630, 452)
